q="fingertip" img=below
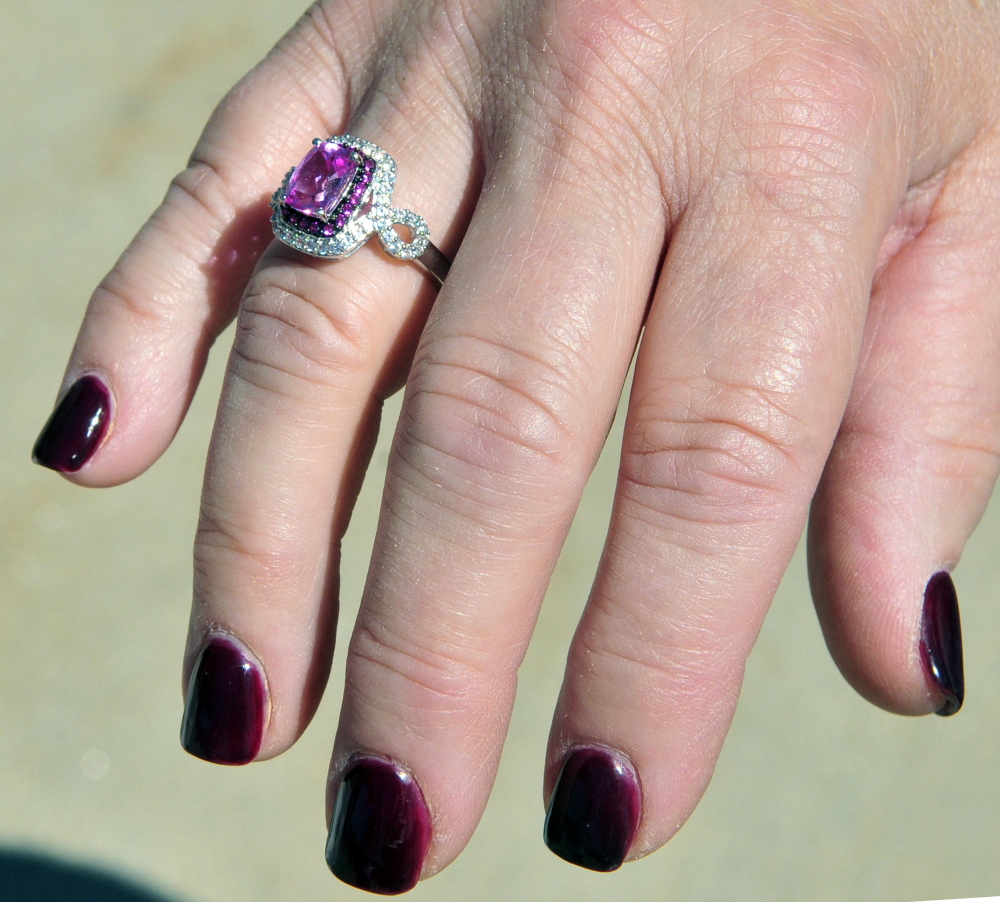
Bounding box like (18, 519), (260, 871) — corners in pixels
(807, 503), (966, 719)
(31, 369), (175, 489)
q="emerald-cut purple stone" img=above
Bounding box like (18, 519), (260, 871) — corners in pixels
(283, 143), (359, 219)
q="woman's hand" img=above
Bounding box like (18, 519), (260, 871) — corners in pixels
(33, 0), (1000, 892)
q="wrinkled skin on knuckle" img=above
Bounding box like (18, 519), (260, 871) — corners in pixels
(723, 36), (902, 212)
(619, 377), (809, 543)
(347, 612), (517, 738)
(165, 158), (236, 238)
(307, 0), (990, 208)
(231, 264), (381, 398)
(394, 334), (589, 515)
(576, 586), (750, 689)
(193, 496), (318, 611)
(314, 0), (485, 129)
(477, 0), (681, 190)
(471, 0), (915, 220)
(656, 1), (993, 192)
(86, 163), (235, 333)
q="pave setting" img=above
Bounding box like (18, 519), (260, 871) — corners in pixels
(271, 136), (431, 262)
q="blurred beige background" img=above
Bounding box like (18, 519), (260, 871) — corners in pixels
(2, 2), (999, 900)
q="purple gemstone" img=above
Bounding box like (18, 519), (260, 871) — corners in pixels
(322, 223), (335, 236)
(284, 143), (360, 218)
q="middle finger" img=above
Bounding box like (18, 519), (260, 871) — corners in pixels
(325, 120), (666, 888)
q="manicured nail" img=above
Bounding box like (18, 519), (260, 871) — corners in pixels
(32, 375), (111, 473)
(920, 571), (964, 717)
(326, 756), (431, 895)
(544, 746), (641, 872)
(180, 636), (267, 765)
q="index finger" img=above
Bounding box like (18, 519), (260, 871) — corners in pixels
(31, 7), (359, 483)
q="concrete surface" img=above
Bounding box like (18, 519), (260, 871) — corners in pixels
(2, 2), (999, 900)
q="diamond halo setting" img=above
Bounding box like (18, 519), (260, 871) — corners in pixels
(270, 135), (432, 263)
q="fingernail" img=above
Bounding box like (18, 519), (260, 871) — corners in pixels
(180, 636), (267, 765)
(920, 571), (964, 717)
(32, 375), (111, 473)
(544, 746), (641, 872)
(326, 756), (431, 895)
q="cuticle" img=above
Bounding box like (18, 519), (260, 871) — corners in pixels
(557, 742), (641, 785)
(340, 749), (414, 775)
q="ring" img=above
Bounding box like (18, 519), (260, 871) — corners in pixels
(270, 135), (450, 286)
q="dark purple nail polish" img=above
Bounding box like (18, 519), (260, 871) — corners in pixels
(32, 375), (111, 473)
(326, 756), (431, 895)
(544, 746), (641, 872)
(180, 636), (267, 765)
(920, 571), (964, 717)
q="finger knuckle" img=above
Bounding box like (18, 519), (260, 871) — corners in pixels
(349, 615), (502, 720)
(291, 4), (353, 87)
(732, 32), (895, 198)
(232, 265), (379, 396)
(166, 156), (234, 233)
(194, 498), (310, 596)
(572, 610), (742, 711)
(89, 274), (165, 327)
(547, 0), (681, 75)
(398, 334), (584, 501)
(621, 377), (806, 529)
(89, 158), (233, 327)
(520, 0), (678, 143)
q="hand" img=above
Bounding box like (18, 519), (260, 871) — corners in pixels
(33, 0), (1000, 892)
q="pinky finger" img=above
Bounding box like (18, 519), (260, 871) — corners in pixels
(31, 8), (358, 484)
(809, 135), (1000, 717)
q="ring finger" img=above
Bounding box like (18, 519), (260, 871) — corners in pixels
(180, 16), (477, 763)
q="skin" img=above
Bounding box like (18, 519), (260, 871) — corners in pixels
(46, 0), (1000, 881)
